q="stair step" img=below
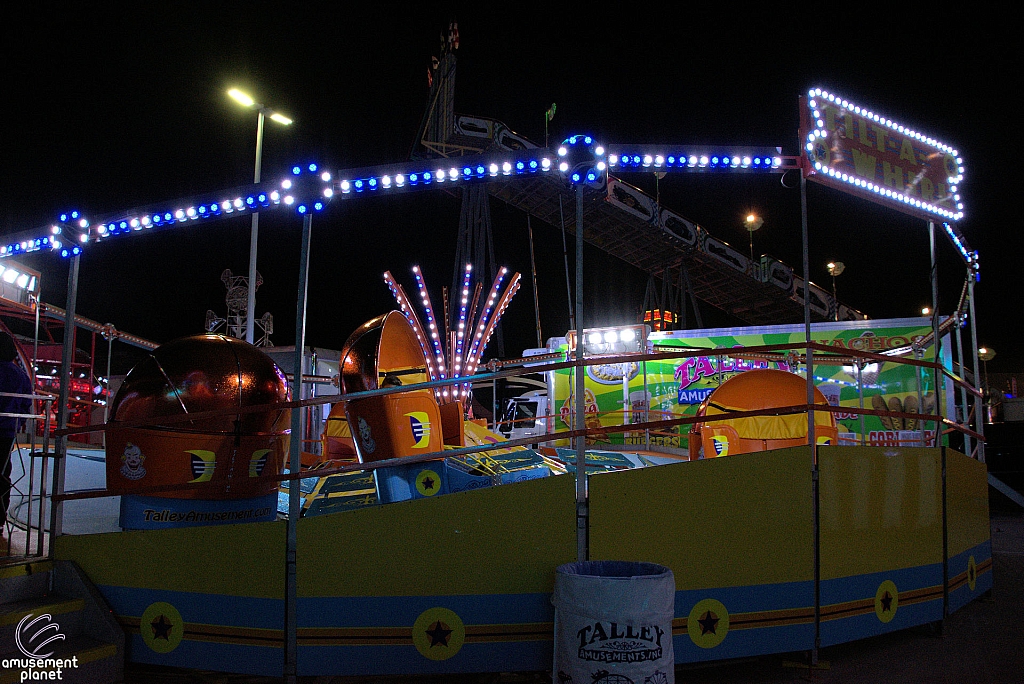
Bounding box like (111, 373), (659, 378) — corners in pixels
(0, 595), (85, 626)
(0, 634), (119, 684)
(0, 561), (53, 605)
(0, 595), (85, 647)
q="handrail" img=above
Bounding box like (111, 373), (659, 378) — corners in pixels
(40, 337), (984, 509)
(2, 392), (55, 561)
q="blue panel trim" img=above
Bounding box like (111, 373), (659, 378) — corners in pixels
(819, 599), (942, 648)
(128, 634), (283, 676)
(674, 622), (815, 663)
(297, 642), (550, 676)
(820, 563), (942, 605)
(672, 580), (816, 663)
(297, 592), (553, 627)
(675, 579), (814, 614)
(819, 564), (944, 648)
(98, 585), (284, 629)
(948, 540), (994, 613)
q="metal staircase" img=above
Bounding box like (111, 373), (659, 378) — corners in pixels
(1, 560), (124, 683)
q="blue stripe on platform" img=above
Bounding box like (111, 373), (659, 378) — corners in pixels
(297, 591), (553, 627)
(673, 580), (815, 663)
(128, 634), (283, 676)
(819, 564), (943, 647)
(297, 641), (550, 676)
(948, 540), (993, 613)
(97, 585), (284, 629)
(820, 563), (942, 606)
(675, 579), (814, 615)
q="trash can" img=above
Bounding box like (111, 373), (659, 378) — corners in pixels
(553, 560), (675, 683)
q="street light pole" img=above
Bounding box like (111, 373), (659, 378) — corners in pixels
(827, 261), (845, 322)
(227, 88), (292, 345)
(246, 108), (265, 344)
(744, 213), (763, 271)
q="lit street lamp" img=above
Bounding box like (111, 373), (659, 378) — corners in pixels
(744, 213), (763, 267)
(227, 88), (293, 344)
(979, 346), (995, 397)
(826, 261), (845, 321)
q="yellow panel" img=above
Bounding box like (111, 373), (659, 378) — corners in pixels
(819, 446), (942, 579)
(946, 448), (990, 558)
(54, 520), (286, 598)
(588, 447), (814, 589)
(297, 474), (577, 597)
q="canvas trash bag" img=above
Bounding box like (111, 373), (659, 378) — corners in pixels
(553, 560), (675, 684)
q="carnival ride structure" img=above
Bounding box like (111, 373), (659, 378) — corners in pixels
(0, 36), (991, 680)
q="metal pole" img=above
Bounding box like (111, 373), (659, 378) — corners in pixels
(103, 332), (113, 448)
(36, 399), (53, 557)
(574, 183), (587, 563)
(929, 221), (948, 625)
(642, 357), (650, 450)
(31, 288), (41, 454)
(528, 215), (542, 348)
(953, 280), (971, 458)
(857, 361), (866, 446)
(914, 351), (925, 447)
(559, 195), (574, 330)
(245, 109), (265, 345)
(801, 176), (815, 447)
(967, 273), (984, 461)
(800, 172), (820, 665)
(51, 254), (80, 550)
(285, 212), (312, 682)
(929, 221), (942, 449)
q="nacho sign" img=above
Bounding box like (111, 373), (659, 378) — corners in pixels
(799, 88), (964, 222)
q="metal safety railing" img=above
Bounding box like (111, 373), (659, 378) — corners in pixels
(3, 338), (985, 566)
(1, 392), (54, 562)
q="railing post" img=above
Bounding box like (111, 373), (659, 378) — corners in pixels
(51, 252), (81, 553)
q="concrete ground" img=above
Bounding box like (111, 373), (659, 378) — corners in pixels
(118, 510), (1024, 684)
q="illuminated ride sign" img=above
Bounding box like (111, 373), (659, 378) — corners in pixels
(799, 87), (965, 223)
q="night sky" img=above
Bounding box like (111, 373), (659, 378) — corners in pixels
(1, 6), (1015, 375)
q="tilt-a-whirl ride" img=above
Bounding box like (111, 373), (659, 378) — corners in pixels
(48, 263), (989, 678)
(1, 71), (990, 680)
